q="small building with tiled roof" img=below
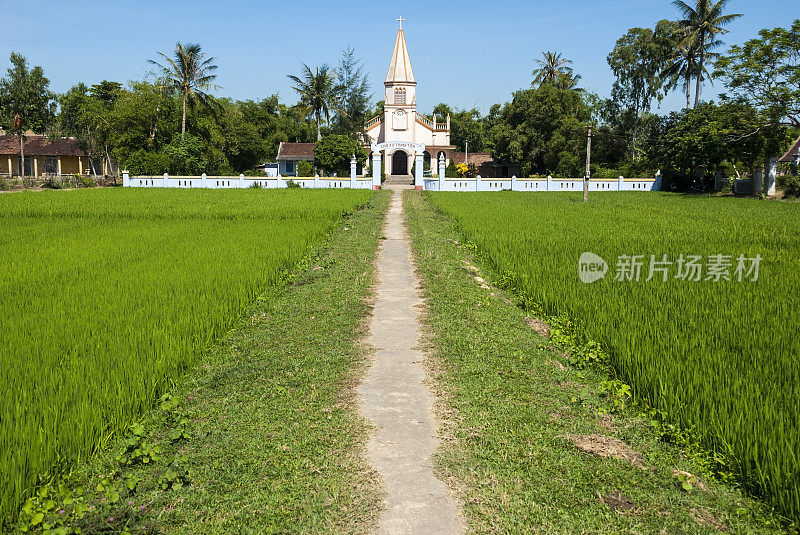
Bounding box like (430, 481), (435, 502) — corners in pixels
(779, 135), (800, 165)
(449, 151), (521, 178)
(275, 142), (315, 176)
(0, 135), (93, 177)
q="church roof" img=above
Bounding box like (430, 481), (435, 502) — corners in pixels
(385, 28), (415, 84)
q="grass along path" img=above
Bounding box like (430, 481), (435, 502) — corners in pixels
(12, 191), (389, 534)
(403, 190), (787, 534)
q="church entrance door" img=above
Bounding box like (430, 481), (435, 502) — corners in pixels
(392, 150), (408, 175)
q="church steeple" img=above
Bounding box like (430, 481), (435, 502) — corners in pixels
(385, 25), (415, 85)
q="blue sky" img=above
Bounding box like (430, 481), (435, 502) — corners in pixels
(1, 0), (794, 115)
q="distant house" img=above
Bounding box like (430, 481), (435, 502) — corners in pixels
(276, 142), (315, 176)
(779, 135), (800, 166)
(0, 135), (95, 177)
(262, 162), (279, 177)
(449, 151), (520, 178)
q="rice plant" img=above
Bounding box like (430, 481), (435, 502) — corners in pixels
(0, 187), (372, 521)
(425, 191), (800, 523)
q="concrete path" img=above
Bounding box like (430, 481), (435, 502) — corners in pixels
(358, 186), (465, 535)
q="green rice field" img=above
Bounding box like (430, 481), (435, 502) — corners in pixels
(0, 188), (372, 521)
(424, 191), (800, 523)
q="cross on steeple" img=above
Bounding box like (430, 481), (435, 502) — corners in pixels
(396, 15), (406, 29)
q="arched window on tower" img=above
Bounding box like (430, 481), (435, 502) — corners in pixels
(394, 88), (406, 104)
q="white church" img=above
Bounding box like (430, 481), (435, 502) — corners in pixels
(277, 20), (456, 179)
(363, 21), (455, 177)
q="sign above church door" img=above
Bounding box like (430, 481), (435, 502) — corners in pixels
(371, 141), (426, 153)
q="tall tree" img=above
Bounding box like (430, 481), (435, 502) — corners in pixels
(490, 84), (591, 177)
(715, 20), (800, 128)
(148, 43), (220, 139)
(607, 20), (678, 159)
(531, 51), (575, 87)
(663, 41), (698, 110)
(673, 0), (742, 107)
(432, 103), (487, 152)
(333, 46), (371, 141)
(0, 52), (54, 177)
(288, 64), (339, 141)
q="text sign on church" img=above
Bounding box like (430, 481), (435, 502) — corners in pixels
(371, 141), (426, 153)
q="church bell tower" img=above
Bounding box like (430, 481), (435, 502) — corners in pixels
(384, 18), (417, 140)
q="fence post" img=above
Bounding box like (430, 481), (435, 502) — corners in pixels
(277, 174), (284, 188)
(618, 175), (624, 191)
(239, 173), (245, 188)
(547, 174), (553, 191)
(350, 155), (357, 189)
(654, 170), (662, 191)
(766, 157), (777, 197)
(163, 173), (169, 187)
(372, 152), (381, 189)
(511, 175), (517, 191)
(753, 167), (763, 196)
(201, 173), (207, 188)
(438, 157), (446, 191)
(122, 170), (130, 187)
(414, 151), (423, 189)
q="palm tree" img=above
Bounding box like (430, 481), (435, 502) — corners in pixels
(288, 64), (340, 141)
(672, 0), (742, 108)
(532, 51), (574, 87)
(149, 43), (220, 139)
(556, 72), (583, 92)
(663, 41), (696, 110)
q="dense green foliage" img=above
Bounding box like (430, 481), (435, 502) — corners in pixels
(425, 192), (800, 523)
(715, 19), (800, 128)
(0, 188), (373, 522)
(0, 53), (56, 177)
(313, 134), (368, 176)
(490, 84), (591, 177)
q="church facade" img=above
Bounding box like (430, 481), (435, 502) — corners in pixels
(364, 24), (455, 176)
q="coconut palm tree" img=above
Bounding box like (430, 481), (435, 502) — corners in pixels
(532, 51), (575, 87)
(556, 72), (583, 92)
(664, 37), (722, 109)
(288, 64), (340, 141)
(149, 43), (220, 139)
(672, 0), (741, 107)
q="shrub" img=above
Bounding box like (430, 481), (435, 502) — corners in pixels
(124, 150), (170, 176)
(314, 135), (367, 176)
(77, 174), (95, 188)
(297, 161), (314, 177)
(445, 160), (458, 178)
(42, 176), (65, 189)
(777, 173), (800, 198)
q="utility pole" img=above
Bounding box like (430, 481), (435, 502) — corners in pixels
(584, 126), (592, 203)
